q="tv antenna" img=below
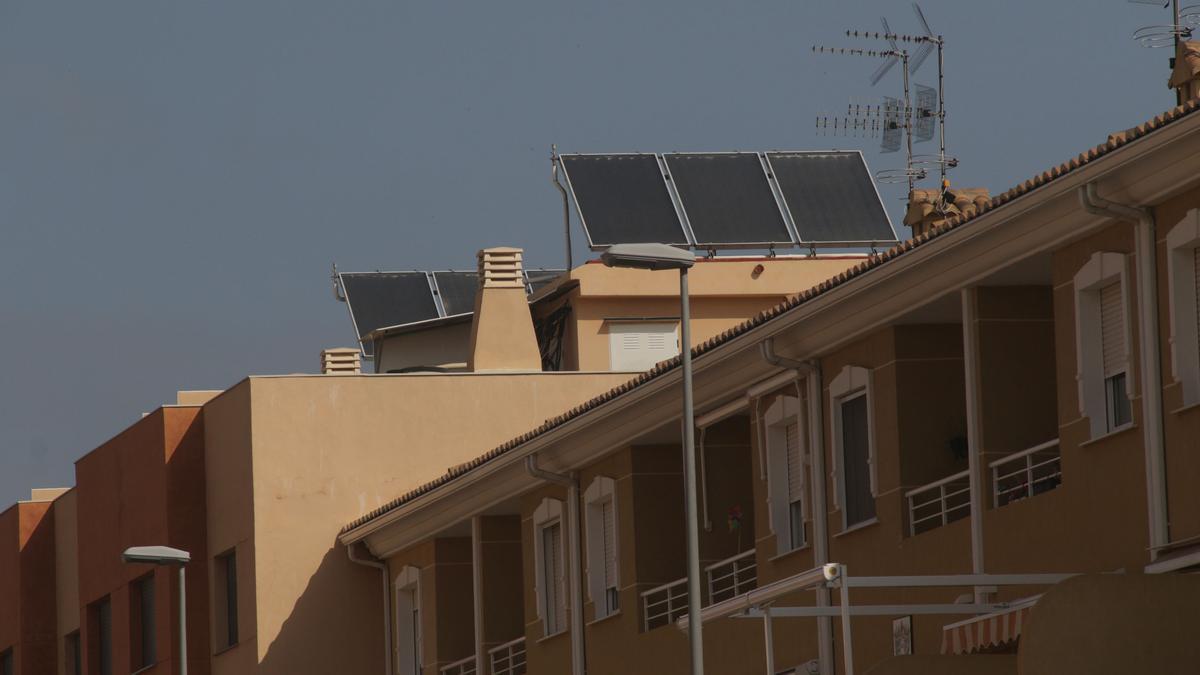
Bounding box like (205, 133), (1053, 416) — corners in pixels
(1130, 0), (1200, 48)
(846, 4), (956, 192)
(813, 41), (926, 191)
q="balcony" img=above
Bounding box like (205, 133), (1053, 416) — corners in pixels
(705, 550), (757, 604)
(991, 439), (1061, 507)
(906, 469), (971, 536)
(641, 577), (689, 631)
(440, 656), (477, 675)
(488, 638), (526, 675)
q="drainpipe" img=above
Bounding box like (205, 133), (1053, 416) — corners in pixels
(758, 339), (833, 675)
(961, 288), (986, 601)
(347, 542), (392, 675)
(525, 454), (586, 675)
(1079, 183), (1169, 556)
(805, 361), (835, 675)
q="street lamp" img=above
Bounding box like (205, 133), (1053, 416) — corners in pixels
(600, 243), (704, 675)
(123, 546), (190, 675)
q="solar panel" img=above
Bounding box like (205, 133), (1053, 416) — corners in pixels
(662, 153), (794, 248)
(338, 272), (440, 357)
(525, 269), (565, 295)
(432, 271), (479, 317)
(559, 154), (691, 249)
(765, 151), (897, 245)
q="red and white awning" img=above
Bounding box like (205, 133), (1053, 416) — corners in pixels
(940, 596), (1040, 655)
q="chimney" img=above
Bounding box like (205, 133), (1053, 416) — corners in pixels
(321, 347), (362, 374)
(467, 247), (542, 372)
(903, 187), (990, 238)
(1169, 40), (1200, 103)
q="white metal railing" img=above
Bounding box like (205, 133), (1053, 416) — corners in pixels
(991, 439), (1062, 507)
(641, 576), (689, 631)
(705, 550), (757, 604)
(488, 637), (526, 675)
(440, 655), (477, 675)
(906, 469), (971, 536)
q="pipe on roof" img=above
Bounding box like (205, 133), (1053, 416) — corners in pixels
(1078, 182), (1169, 558)
(524, 455), (586, 675)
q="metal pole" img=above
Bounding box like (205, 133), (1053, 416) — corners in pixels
(901, 52), (914, 194)
(936, 39), (946, 189)
(679, 268), (705, 675)
(179, 565), (187, 675)
(838, 565), (854, 675)
(762, 606), (775, 675)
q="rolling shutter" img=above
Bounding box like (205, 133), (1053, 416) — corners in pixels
(543, 522), (566, 633)
(1100, 282), (1125, 377)
(785, 421), (804, 503)
(601, 500), (616, 589)
(1194, 248), (1200, 351)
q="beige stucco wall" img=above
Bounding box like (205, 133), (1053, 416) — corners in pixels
(53, 490), (78, 675)
(204, 371), (631, 675)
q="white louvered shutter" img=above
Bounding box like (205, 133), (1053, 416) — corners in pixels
(1194, 248), (1200, 351)
(609, 323), (679, 371)
(1100, 282), (1125, 377)
(543, 523), (565, 633)
(785, 422), (804, 503)
(601, 500), (616, 589)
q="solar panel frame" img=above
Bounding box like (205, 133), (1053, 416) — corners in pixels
(662, 151), (799, 250)
(525, 268), (566, 295)
(430, 271), (479, 317)
(337, 271), (442, 357)
(557, 152), (695, 250)
(764, 150), (899, 247)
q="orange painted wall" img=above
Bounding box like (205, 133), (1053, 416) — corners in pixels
(0, 499), (58, 675)
(74, 406), (209, 675)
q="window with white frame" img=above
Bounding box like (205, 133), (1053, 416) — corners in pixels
(533, 498), (568, 636)
(764, 395), (806, 553)
(608, 321), (680, 371)
(1167, 209), (1200, 407)
(584, 476), (620, 619)
(830, 366), (877, 529)
(394, 566), (422, 675)
(1073, 251), (1134, 437)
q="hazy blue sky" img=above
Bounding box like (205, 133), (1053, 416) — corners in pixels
(0, 1), (1180, 504)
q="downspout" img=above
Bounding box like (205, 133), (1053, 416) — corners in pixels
(805, 361), (835, 675)
(1079, 183), (1169, 556)
(961, 288), (986, 601)
(759, 338), (833, 675)
(347, 542), (392, 675)
(525, 454), (586, 675)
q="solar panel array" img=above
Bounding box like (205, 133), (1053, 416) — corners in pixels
(338, 268), (565, 357)
(558, 150), (897, 250)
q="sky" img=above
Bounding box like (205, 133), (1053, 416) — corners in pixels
(0, 0), (1181, 505)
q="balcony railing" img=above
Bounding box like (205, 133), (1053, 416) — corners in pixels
(991, 439), (1061, 507)
(906, 469), (971, 536)
(488, 637), (526, 675)
(641, 577), (689, 631)
(705, 550), (757, 604)
(440, 655), (477, 675)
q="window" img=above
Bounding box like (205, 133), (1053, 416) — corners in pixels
(131, 574), (157, 669)
(608, 321), (679, 371)
(1074, 252), (1133, 437)
(533, 498), (567, 636)
(584, 477), (619, 619)
(1167, 210), (1200, 406)
(65, 631), (81, 675)
(1, 648), (12, 675)
(89, 596), (112, 675)
(214, 549), (238, 650)
(764, 395), (806, 553)
(394, 566), (422, 675)
(830, 366), (877, 529)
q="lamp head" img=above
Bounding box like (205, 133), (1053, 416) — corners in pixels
(600, 243), (696, 271)
(122, 545), (190, 565)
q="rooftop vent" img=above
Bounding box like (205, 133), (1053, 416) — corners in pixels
(321, 348), (362, 375)
(468, 247), (542, 372)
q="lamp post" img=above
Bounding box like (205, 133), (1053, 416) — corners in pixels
(123, 545), (191, 675)
(600, 243), (703, 675)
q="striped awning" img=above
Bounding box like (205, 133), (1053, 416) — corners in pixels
(940, 596), (1040, 655)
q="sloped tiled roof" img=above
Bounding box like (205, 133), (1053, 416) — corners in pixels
(340, 98), (1200, 537)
